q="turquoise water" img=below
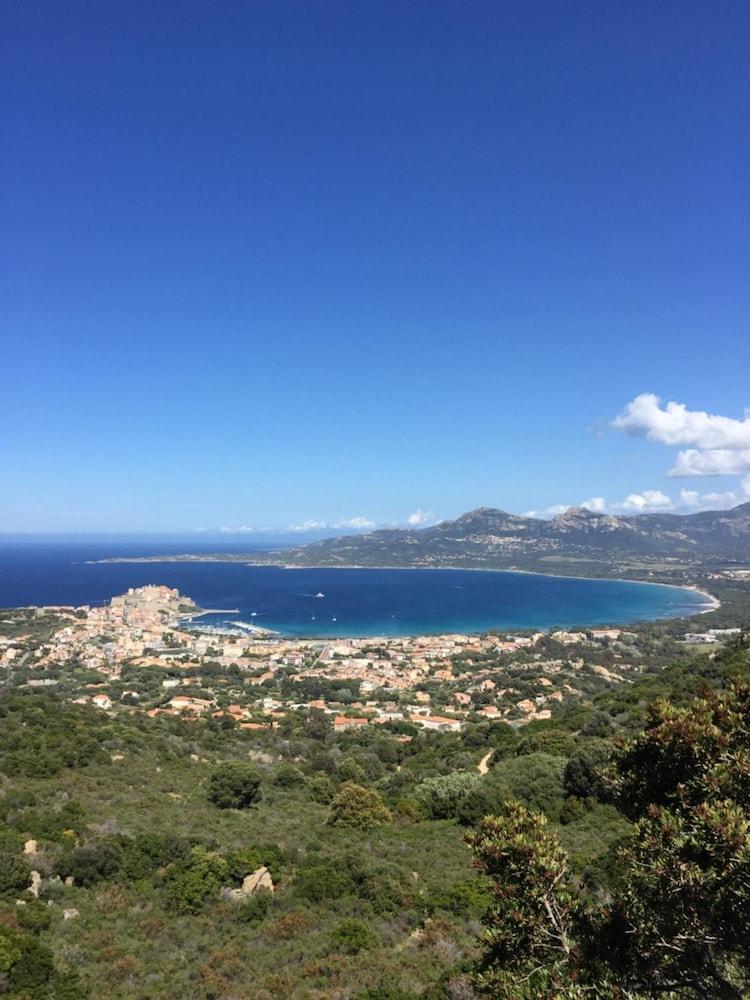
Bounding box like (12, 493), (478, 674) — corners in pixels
(0, 541), (709, 637)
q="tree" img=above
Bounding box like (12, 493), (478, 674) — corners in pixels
(493, 752), (566, 819)
(327, 781), (391, 831)
(60, 838), (125, 886)
(165, 848), (230, 914)
(601, 680), (750, 997)
(207, 762), (263, 809)
(468, 679), (750, 999)
(415, 771), (481, 820)
(330, 917), (379, 954)
(0, 853), (29, 896)
(273, 763), (306, 788)
(467, 802), (578, 998)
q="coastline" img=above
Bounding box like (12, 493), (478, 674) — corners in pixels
(80, 555), (720, 635)
(268, 560), (720, 612)
(91, 555), (719, 612)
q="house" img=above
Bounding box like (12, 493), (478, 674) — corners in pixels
(333, 716), (370, 732)
(167, 696), (214, 715)
(409, 715), (462, 732)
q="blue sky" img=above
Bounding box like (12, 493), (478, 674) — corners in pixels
(2, 1), (749, 535)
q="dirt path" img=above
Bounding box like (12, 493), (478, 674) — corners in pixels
(477, 750), (493, 775)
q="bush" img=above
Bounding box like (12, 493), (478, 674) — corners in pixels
(0, 853), (29, 896)
(60, 838), (125, 886)
(123, 832), (192, 879)
(457, 778), (511, 826)
(236, 888), (272, 924)
(295, 861), (354, 903)
(273, 763), (306, 788)
(16, 898), (53, 933)
(330, 917), (379, 954)
(327, 782), (392, 831)
(7, 935), (54, 995)
(492, 752), (566, 819)
(226, 843), (286, 881)
(429, 878), (491, 917)
(415, 771), (481, 820)
(563, 751), (608, 801)
(308, 773), (335, 803)
(355, 991), (418, 1000)
(207, 762), (263, 809)
(337, 757), (367, 784)
(165, 848), (230, 914)
(516, 730), (578, 758)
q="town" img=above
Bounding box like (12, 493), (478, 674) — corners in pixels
(2, 585), (739, 734)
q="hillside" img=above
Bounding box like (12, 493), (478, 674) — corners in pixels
(251, 502), (750, 575)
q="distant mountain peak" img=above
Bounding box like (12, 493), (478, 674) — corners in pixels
(253, 501), (750, 570)
(553, 506), (598, 521)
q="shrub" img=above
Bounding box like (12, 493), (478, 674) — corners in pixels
(428, 879), (491, 918)
(355, 990), (418, 1000)
(516, 730), (578, 758)
(415, 771), (481, 820)
(165, 848), (230, 914)
(123, 832), (192, 879)
(330, 917), (379, 954)
(269, 911), (309, 940)
(207, 762), (263, 809)
(60, 838), (125, 886)
(308, 773), (335, 804)
(563, 751), (608, 801)
(327, 782), (392, 831)
(226, 843), (286, 881)
(456, 779), (510, 827)
(0, 853), (29, 896)
(337, 757), (367, 784)
(7, 935), (54, 996)
(295, 861), (354, 903)
(492, 752), (566, 819)
(16, 898), (53, 933)
(236, 888), (272, 924)
(273, 763), (306, 788)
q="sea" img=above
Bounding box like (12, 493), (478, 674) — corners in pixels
(0, 538), (710, 638)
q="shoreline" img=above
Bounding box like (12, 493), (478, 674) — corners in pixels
(86, 554), (720, 620)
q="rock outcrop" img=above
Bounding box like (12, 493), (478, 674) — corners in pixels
(220, 865), (275, 903)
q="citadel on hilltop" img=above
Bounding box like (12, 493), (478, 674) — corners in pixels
(107, 585), (197, 625)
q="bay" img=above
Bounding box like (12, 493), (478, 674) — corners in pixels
(0, 539), (709, 637)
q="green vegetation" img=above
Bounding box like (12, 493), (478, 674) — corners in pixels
(470, 646), (750, 998)
(0, 632), (747, 997)
(207, 761), (263, 809)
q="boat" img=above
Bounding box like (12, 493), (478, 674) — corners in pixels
(315, 592), (325, 598)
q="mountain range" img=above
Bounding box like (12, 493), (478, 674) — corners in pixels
(250, 502), (750, 575)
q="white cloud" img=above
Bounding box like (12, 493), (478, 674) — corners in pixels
(613, 393), (750, 450)
(678, 476), (750, 511)
(219, 525), (257, 534)
(407, 509), (438, 527)
(287, 516), (375, 533)
(612, 391), (750, 490)
(580, 496), (608, 513)
(522, 504), (570, 518)
(529, 490), (674, 519)
(336, 516), (375, 530)
(621, 490), (673, 511)
(287, 520), (328, 533)
(669, 448), (750, 477)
